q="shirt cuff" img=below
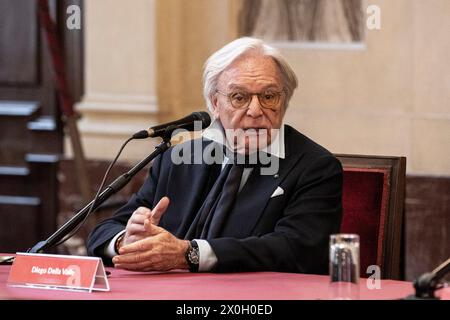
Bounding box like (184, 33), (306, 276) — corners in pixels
(104, 230), (126, 258)
(195, 239), (218, 272)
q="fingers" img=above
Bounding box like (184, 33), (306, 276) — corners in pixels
(113, 226), (188, 272)
(123, 221), (160, 244)
(120, 224), (164, 255)
(127, 223), (146, 235)
(127, 207), (151, 227)
(125, 206), (152, 235)
(121, 197), (170, 253)
(114, 249), (153, 265)
(127, 197), (170, 230)
(134, 206), (152, 217)
(113, 235), (160, 266)
(150, 197), (170, 225)
(143, 219), (166, 237)
(120, 207), (147, 247)
(114, 256), (166, 272)
(143, 219), (152, 233)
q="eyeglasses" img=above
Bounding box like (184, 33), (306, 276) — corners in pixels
(216, 89), (284, 110)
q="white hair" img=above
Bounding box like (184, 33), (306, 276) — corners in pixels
(203, 37), (298, 113)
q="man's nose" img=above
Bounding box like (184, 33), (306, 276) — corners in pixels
(246, 94), (263, 117)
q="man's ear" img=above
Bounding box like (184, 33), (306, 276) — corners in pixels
(211, 95), (220, 119)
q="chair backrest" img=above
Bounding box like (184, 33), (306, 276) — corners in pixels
(335, 154), (406, 280)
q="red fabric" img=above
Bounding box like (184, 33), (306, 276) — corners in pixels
(0, 266), (416, 300)
(340, 168), (390, 275)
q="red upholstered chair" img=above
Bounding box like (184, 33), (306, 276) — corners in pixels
(335, 154), (406, 280)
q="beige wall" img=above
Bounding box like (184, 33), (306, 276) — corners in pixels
(69, 0), (160, 162)
(410, 1), (450, 175)
(73, 0), (450, 175)
(156, 0), (231, 120)
(281, 0), (450, 175)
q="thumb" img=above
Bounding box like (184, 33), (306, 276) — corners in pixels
(150, 196), (170, 225)
(144, 218), (165, 236)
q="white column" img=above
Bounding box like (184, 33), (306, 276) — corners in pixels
(67, 0), (158, 161)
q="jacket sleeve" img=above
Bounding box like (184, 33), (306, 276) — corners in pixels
(208, 155), (343, 274)
(85, 154), (162, 265)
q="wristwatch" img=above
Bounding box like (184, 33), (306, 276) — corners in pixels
(114, 233), (125, 255)
(185, 240), (199, 272)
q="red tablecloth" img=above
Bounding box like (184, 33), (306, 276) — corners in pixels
(4, 264), (445, 300)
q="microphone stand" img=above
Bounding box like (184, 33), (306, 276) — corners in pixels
(27, 135), (172, 254)
(405, 257), (450, 300)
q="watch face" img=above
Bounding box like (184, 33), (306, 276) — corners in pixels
(188, 248), (199, 265)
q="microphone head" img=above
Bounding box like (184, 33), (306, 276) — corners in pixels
(191, 111), (211, 129)
(141, 111), (212, 139)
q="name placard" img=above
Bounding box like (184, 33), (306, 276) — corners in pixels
(7, 253), (109, 292)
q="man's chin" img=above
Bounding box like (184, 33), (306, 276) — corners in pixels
(234, 141), (271, 155)
(225, 129), (272, 154)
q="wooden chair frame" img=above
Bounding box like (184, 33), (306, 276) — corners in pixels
(335, 154), (406, 280)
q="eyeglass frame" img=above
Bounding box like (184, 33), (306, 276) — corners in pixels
(215, 88), (285, 110)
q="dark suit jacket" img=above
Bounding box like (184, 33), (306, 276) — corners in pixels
(87, 125), (343, 274)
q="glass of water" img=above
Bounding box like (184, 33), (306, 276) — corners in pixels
(329, 234), (360, 299)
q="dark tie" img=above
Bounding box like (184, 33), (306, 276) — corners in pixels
(185, 163), (244, 239)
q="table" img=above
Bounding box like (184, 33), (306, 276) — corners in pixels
(4, 265), (446, 300)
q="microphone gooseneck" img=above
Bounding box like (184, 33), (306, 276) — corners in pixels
(27, 112), (211, 254)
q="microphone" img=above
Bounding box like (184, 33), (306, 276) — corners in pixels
(132, 111), (211, 139)
(404, 257), (450, 300)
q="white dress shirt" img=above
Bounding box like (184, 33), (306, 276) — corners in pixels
(105, 119), (285, 272)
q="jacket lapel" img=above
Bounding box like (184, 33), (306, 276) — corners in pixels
(164, 140), (221, 237)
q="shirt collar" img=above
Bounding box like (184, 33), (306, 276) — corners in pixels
(201, 118), (285, 159)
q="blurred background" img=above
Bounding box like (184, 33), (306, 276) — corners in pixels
(0, 0), (448, 281)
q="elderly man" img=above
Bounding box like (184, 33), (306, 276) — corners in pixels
(87, 37), (343, 274)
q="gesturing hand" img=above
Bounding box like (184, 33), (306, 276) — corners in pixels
(112, 218), (189, 272)
(119, 197), (170, 249)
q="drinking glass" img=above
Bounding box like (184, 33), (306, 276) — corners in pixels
(329, 234), (360, 299)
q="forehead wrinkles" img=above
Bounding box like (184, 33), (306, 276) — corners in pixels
(218, 55), (283, 88)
